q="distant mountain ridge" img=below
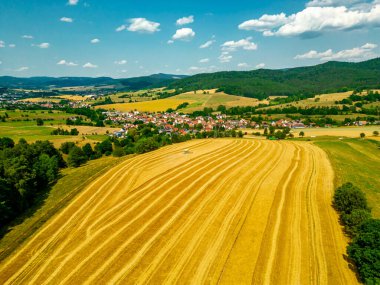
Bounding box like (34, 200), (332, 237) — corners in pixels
(169, 58), (380, 100)
(1, 58), (379, 99)
(0, 73), (187, 90)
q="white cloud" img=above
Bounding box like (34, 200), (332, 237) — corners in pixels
(306, 0), (368, 7)
(90, 38), (100, 44)
(33, 42), (50, 48)
(0, 41), (4, 48)
(172, 28), (195, 41)
(9, 44), (16, 48)
(68, 0), (78, 5)
(239, 13), (288, 31)
(57, 59), (78, 66)
(16, 66), (29, 72)
(21, 35), (33, 39)
(0, 61), (2, 64)
(116, 25), (126, 32)
(176, 15), (194, 26)
(83, 62), (98, 68)
(199, 58), (210, 63)
(199, 40), (215, 49)
(238, 3), (380, 37)
(219, 52), (232, 63)
(255, 63), (266, 69)
(60, 17), (73, 23)
(295, 49), (333, 59)
(167, 40), (174, 44)
(221, 37), (258, 51)
(127, 18), (160, 33)
(189, 66), (200, 71)
(295, 43), (378, 61)
(238, 62), (249, 67)
(114, 59), (127, 65)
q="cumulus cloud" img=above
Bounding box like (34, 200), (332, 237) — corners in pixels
(238, 2), (380, 37)
(238, 62), (249, 67)
(33, 43), (50, 48)
(83, 62), (98, 68)
(239, 13), (288, 31)
(295, 43), (378, 61)
(306, 0), (369, 7)
(176, 15), (194, 26)
(199, 40), (215, 49)
(167, 40), (174, 44)
(15, 66), (29, 72)
(9, 44), (16, 48)
(90, 38), (100, 44)
(199, 58), (210, 63)
(0, 41), (5, 48)
(126, 18), (160, 33)
(57, 59), (78, 66)
(294, 49), (333, 59)
(219, 52), (232, 63)
(172, 28), (195, 41)
(68, 0), (78, 5)
(114, 59), (127, 65)
(221, 37), (258, 51)
(21, 35), (33, 39)
(255, 63), (266, 69)
(116, 25), (126, 32)
(60, 17), (73, 23)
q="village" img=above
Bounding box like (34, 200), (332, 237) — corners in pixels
(102, 110), (311, 138)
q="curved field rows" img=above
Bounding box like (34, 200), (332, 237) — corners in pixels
(0, 139), (357, 285)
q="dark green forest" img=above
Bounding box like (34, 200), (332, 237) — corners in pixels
(0, 139), (65, 230)
(168, 58), (380, 100)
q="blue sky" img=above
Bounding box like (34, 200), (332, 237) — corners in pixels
(0, 0), (379, 78)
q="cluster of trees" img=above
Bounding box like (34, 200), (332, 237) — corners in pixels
(0, 138), (64, 229)
(338, 91), (380, 105)
(62, 107), (105, 127)
(263, 126), (293, 140)
(333, 183), (380, 284)
(50, 128), (79, 136)
(91, 96), (114, 106)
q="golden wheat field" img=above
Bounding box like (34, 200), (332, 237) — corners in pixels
(96, 98), (194, 112)
(0, 139), (357, 284)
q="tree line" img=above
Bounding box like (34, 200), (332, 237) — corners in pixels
(333, 183), (380, 284)
(0, 138), (65, 231)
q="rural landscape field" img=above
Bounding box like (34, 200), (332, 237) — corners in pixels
(0, 139), (358, 284)
(1, 0), (380, 284)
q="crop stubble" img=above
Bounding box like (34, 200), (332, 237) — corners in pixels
(0, 139), (357, 284)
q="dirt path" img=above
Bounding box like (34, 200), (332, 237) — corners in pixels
(0, 139), (358, 284)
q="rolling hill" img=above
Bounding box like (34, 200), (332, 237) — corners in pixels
(168, 58), (380, 100)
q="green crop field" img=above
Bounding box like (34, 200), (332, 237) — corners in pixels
(315, 138), (380, 217)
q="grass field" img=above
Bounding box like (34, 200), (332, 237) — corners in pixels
(0, 156), (125, 262)
(315, 138), (380, 217)
(0, 139), (357, 284)
(0, 110), (73, 122)
(0, 119), (113, 147)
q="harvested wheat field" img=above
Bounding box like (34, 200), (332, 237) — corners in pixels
(0, 139), (358, 285)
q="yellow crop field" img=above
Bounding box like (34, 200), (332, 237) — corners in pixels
(0, 139), (357, 284)
(20, 97), (61, 103)
(97, 98), (195, 112)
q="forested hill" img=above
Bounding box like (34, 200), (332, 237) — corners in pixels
(0, 73), (187, 90)
(168, 58), (380, 100)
